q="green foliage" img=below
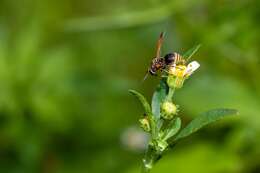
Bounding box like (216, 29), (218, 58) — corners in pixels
(129, 89), (152, 116)
(130, 41), (238, 172)
(163, 117), (181, 141)
(154, 143), (240, 173)
(183, 44), (201, 61)
(130, 84), (238, 172)
(172, 109), (238, 142)
(0, 0), (259, 173)
(152, 80), (167, 120)
(129, 89), (157, 139)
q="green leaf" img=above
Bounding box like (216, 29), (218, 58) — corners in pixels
(129, 89), (152, 115)
(183, 44), (201, 61)
(152, 80), (167, 119)
(129, 89), (157, 139)
(163, 117), (181, 141)
(172, 108), (238, 142)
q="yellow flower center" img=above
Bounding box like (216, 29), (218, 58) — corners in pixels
(168, 65), (186, 77)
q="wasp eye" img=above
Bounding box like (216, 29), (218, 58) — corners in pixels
(164, 53), (175, 64)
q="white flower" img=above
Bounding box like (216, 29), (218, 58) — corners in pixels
(184, 61), (200, 77)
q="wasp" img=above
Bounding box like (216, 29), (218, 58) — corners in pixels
(147, 32), (165, 76)
(143, 32), (187, 81)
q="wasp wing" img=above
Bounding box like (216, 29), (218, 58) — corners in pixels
(156, 32), (165, 58)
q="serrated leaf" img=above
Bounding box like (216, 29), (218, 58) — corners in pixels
(129, 89), (152, 115)
(172, 108), (238, 142)
(163, 117), (181, 141)
(152, 80), (167, 119)
(183, 44), (201, 61)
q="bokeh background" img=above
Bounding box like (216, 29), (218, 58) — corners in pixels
(0, 0), (259, 173)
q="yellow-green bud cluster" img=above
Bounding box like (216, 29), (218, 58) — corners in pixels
(167, 61), (200, 89)
(139, 117), (150, 132)
(167, 65), (187, 89)
(167, 75), (185, 89)
(161, 101), (178, 120)
(155, 140), (168, 152)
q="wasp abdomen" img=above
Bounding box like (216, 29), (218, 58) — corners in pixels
(164, 52), (185, 66)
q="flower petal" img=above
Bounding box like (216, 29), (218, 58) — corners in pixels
(184, 61), (200, 76)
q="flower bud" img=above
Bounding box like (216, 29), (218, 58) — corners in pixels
(167, 76), (185, 89)
(139, 118), (150, 132)
(161, 101), (178, 119)
(156, 140), (168, 152)
(168, 65), (186, 77)
(167, 65), (187, 89)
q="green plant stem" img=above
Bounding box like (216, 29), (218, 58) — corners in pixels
(166, 87), (175, 101)
(142, 145), (162, 173)
(150, 116), (157, 140)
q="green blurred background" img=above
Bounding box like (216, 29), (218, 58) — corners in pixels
(0, 0), (259, 172)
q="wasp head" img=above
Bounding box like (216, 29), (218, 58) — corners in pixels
(149, 57), (165, 75)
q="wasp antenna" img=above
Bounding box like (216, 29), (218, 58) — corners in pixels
(160, 32), (163, 37)
(159, 32), (165, 38)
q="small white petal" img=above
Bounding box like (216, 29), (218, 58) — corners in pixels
(184, 61), (200, 76)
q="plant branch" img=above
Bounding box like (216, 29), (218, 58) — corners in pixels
(166, 87), (175, 101)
